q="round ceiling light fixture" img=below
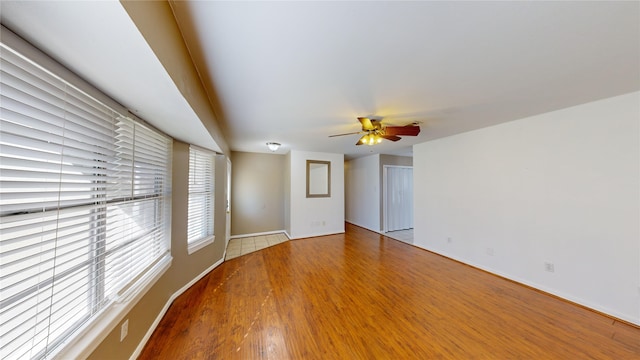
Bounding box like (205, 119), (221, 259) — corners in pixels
(266, 142), (281, 152)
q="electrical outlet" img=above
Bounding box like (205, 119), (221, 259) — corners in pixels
(120, 319), (128, 342)
(447, 237), (452, 243)
(486, 247), (494, 256)
(544, 262), (555, 273)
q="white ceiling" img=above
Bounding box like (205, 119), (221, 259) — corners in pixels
(2, 1), (639, 159)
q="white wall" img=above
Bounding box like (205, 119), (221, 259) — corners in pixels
(345, 154), (381, 232)
(414, 92), (640, 325)
(284, 151), (291, 237)
(289, 150), (345, 239)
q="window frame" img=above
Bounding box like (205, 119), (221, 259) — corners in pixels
(187, 145), (216, 254)
(0, 26), (173, 359)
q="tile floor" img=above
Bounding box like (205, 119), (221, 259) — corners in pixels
(226, 230), (412, 260)
(225, 232), (290, 260)
(384, 228), (414, 244)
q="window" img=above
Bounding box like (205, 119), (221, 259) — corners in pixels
(187, 146), (215, 253)
(0, 38), (172, 359)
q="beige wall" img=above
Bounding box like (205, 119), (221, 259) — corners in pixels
(230, 151), (286, 235)
(90, 4), (235, 357)
(88, 141), (228, 359)
(121, 0), (229, 155)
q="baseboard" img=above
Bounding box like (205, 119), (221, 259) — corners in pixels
(288, 230), (345, 240)
(130, 257), (225, 360)
(230, 229), (288, 239)
(415, 244), (640, 327)
(345, 220), (382, 234)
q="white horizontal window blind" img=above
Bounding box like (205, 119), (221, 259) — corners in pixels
(187, 146), (215, 252)
(0, 42), (172, 359)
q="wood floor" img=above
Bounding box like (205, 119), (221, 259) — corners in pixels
(139, 223), (639, 359)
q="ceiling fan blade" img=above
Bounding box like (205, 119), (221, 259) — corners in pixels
(384, 125), (421, 136)
(328, 131), (362, 137)
(382, 135), (402, 142)
(358, 117), (374, 131)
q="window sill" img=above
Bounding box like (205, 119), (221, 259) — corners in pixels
(188, 235), (215, 255)
(52, 254), (172, 359)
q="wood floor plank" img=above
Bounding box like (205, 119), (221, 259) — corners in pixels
(138, 223), (639, 359)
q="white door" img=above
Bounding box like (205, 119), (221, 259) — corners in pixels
(385, 166), (413, 232)
(225, 158), (231, 247)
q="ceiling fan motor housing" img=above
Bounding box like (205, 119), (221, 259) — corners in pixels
(330, 117), (420, 145)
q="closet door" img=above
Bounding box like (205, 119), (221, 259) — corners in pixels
(386, 167), (413, 231)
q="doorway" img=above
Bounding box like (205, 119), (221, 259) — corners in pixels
(383, 166), (413, 233)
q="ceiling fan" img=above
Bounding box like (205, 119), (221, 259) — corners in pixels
(329, 117), (421, 146)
